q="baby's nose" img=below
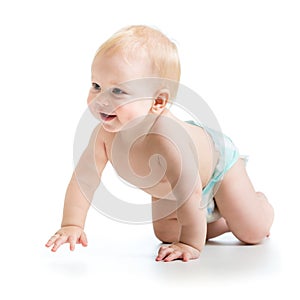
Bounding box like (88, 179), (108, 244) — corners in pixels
(93, 93), (114, 110)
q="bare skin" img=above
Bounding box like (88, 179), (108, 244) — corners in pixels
(46, 51), (274, 262)
(152, 158), (274, 254)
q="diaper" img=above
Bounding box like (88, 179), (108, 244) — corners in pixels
(185, 120), (243, 223)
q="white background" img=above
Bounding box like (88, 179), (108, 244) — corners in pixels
(0, 0), (299, 298)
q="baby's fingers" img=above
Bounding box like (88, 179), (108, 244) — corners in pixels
(51, 235), (68, 252)
(163, 250), (183, 262)
(79, 232), (88, 247)
(69, 233), (88, 250)
(69, 236), (76, 251)
(156, 246), (172, 261)
(156, 246), (182, 262)
(182, 252), (191, 262)
(45, 234), (60, 248)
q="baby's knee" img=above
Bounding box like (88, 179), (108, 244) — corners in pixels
(237, 225), (270, 245)
(239, 232), (265, 245)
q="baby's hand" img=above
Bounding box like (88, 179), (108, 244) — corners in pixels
(45, 226), (88, 252)
(156, 242), (200, 262)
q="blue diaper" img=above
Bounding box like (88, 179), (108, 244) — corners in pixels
(185, 120), (242, 223)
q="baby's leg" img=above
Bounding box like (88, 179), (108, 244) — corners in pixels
(152, 198), (230, 242)
(206, 217), (230, 240)
(214, 159), (274, 244)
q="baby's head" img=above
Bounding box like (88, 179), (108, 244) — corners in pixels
(88, 25), (180, 131)
(94, 25), (181, 83)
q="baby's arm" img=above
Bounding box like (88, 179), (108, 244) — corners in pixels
(46, 125), (108, 252)
(173, 188), (207, 259)
(153, 136), (206, 262)
(156, 178), (206, 262)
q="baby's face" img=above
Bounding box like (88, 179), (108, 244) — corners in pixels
(87, 52), (160, 132)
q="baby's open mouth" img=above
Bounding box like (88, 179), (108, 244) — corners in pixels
(100, 112), (117, 122)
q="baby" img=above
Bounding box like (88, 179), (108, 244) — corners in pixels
(46, 25), (274, 262)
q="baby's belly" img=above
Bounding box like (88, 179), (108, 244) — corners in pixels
(141, 171), (210, 200)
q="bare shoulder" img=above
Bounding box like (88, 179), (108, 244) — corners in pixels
(147, 116), (200, 176)
(153, 112), (217, 188)
(146, 121), (181, 160)
(150, 113), (197, 148)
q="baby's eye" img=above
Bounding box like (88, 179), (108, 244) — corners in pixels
(92, 82), (101, 91)
(112, 87), (126, 95)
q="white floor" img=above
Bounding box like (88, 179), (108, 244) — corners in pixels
(2, 203), (296, 300)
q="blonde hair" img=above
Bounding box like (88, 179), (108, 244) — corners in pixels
(93, 25), (181, 83)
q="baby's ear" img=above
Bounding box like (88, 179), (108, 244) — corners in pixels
(151, 89), (170, 113)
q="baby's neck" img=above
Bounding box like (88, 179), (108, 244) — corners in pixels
(117, 113), (161, 143)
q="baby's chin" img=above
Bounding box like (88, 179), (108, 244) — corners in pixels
(101, 122), (121, 133)
(101, 120), (130, 133)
